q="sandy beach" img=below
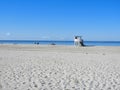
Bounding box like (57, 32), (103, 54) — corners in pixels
(0, 44), (120, 90)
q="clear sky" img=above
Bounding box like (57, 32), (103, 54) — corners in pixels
(0, 0), (120, 41)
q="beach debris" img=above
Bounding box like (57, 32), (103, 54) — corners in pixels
(51, 43), (56, 45)
(102, 53), (106, 55)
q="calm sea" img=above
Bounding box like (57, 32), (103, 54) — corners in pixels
(0, 40), (120, 46)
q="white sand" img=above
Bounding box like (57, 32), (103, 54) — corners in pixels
(0, 44), (120, 90)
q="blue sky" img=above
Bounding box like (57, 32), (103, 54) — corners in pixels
(0, 0), (120, 41)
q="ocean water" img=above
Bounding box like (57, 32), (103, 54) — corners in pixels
(0, 40), (120, 46)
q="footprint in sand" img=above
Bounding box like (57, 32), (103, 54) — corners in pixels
(0, 84), (2, 89)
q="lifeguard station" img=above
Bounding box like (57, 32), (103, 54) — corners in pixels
(74, 36), (82, 46)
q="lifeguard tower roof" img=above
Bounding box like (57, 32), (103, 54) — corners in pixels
(75, 36), (81, 37)
(74, 36), (82, 38)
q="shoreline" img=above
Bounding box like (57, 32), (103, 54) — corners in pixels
(0, 44), (120, 52)
(0, 40), (120, 46)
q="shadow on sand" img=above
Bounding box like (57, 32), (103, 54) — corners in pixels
(82, 45), (95, 47)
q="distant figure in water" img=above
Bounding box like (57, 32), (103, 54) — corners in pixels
(34, 42), (39, 45)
